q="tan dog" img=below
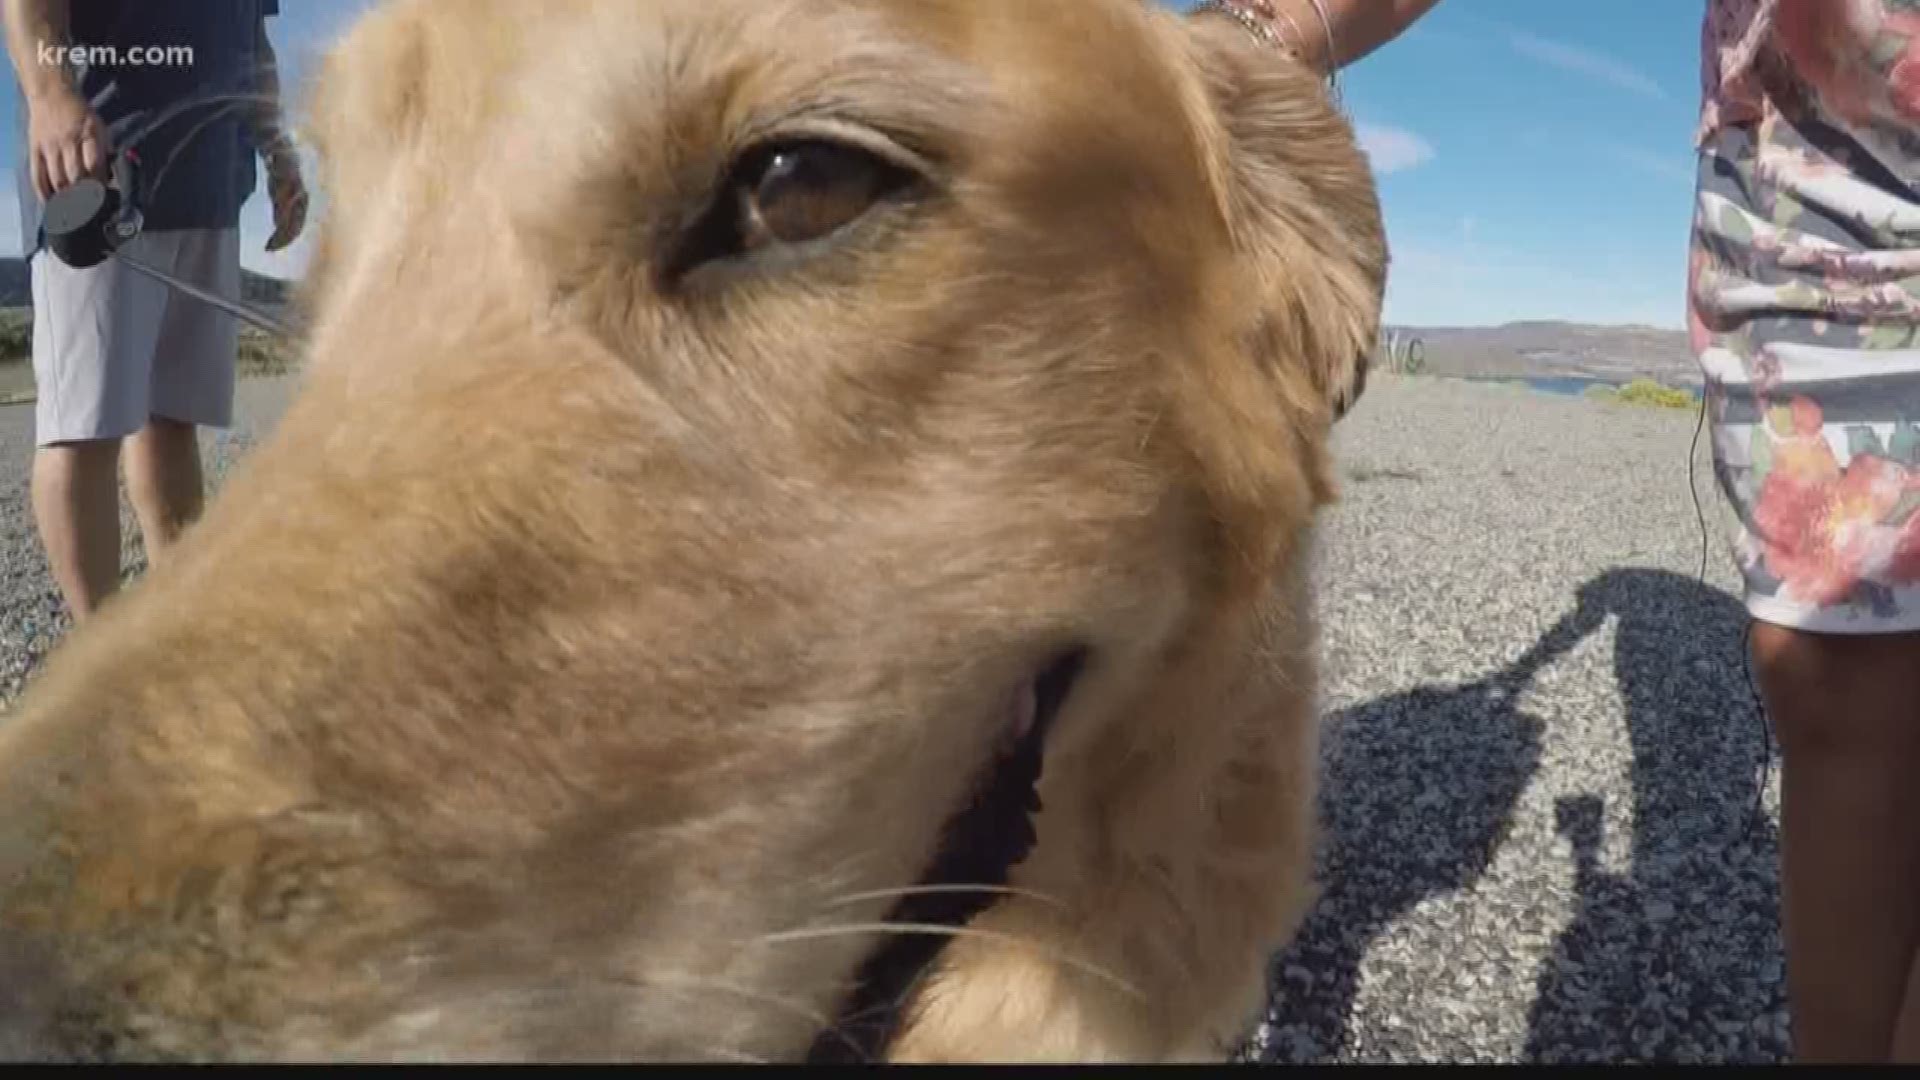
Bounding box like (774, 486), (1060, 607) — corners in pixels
(0, 0), (1385, 1062)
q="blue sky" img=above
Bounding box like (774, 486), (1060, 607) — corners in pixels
(1168, 0), (1705, 329)
(1, 1), (1705, 329)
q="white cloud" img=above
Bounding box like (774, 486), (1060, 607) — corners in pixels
(1356, 122), (1435, 175)
(1595, 141), (1695, 186)
(1517, 128), (1695, 189)
(1503, 28), (1670, 101)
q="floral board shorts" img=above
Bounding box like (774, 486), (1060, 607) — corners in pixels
(1690, 61), (1920, 634)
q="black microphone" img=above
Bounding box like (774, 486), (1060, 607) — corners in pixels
(36, 149), (292, 338)
(41, 149), (143, 271)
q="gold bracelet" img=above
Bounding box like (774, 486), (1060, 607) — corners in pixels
(1193, 0), (1341, 104)
(1195, 0), (1295, 57)
(1300, 0), (1343, 106)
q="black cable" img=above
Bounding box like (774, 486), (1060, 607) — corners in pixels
(1689, 388), (1711, 585)
(1688, 385), (1774, 852)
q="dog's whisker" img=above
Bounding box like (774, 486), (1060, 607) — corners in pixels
(757, 922), (1145, 1001)
(617, 973), (870, 1063)
(148, 102), (251, 203)
(122, 91), (289, 156)
(435, 972), (871, 1053)
(496, 970), (866, 1063)
(823, 883), (1067, 911)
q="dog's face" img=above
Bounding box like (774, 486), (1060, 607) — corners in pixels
(0, 0), (1382, 1062)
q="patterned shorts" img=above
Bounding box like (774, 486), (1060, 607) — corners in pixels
(1691, 82), (1920, 634)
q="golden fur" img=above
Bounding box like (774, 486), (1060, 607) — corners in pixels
(0, 0), (1385, 1062)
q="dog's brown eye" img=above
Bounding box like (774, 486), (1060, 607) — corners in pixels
(736, 141), (907, 252)
(667, 139), (915, 281)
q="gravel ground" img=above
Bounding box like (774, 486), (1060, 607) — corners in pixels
(1250, 374), (1787, 1064)
(0, 377), (298, 700)
(0, 372), (1786, 1063)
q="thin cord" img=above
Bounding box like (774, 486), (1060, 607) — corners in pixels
(146, 101), (250, 207)
(1688, 383), (1774, 851)
(1739, 619), (1769, 849)
(1299, 0), (1342, 107)
(1688, 388), (1710, 584)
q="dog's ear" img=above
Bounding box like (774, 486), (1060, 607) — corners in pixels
(1180, 15), (1388, 424)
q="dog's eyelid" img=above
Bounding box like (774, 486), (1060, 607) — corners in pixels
(739, 115), (940, 183)
(659, 119), (933, 287)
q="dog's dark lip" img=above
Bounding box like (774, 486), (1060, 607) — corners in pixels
(803, 647), (1089, 1063)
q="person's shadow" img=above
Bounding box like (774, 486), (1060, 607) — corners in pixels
(1248, 567), (1781, 1063)
(1249, 586), (1574, 1061)
(1521, 569), (1784, 1063)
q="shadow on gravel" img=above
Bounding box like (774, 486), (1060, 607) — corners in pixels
(1250, 567), (1781, 1064)
(1521, 569), (1784, 1064)
(1252, 589), (1577, 1060)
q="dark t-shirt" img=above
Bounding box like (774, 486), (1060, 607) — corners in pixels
(16, 0), (279, 253)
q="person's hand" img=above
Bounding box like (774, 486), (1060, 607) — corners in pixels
(263, 151), (308, 252)
(24, 83), (109, 201)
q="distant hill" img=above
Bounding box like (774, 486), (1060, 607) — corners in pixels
(0, 256), (290, 308)
(1380, 320), (1698, 389)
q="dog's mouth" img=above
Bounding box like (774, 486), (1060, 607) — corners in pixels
(804, 647), (1088, 1063)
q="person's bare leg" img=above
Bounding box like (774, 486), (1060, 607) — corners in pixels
(123, 416), (204, 565)
(30, 439), (124, 623)
(1752, 623), (1920, 1062)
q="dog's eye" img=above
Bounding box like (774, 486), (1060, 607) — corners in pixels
(670, 139), (915, 279)
(737, 141), (905, 250)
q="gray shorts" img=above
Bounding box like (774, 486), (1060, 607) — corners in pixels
(30, 227), (240, 448)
